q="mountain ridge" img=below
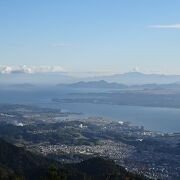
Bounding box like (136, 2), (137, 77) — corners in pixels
(1, 71), (180, 85)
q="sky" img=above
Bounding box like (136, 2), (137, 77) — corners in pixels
(0, 0), (180, 75)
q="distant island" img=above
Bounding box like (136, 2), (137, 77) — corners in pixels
(57, 80), (128, 89)
(57, 80), (180, 90)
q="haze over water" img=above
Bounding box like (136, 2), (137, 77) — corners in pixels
(0, 87), (180, 133)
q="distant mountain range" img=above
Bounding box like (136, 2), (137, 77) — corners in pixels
(90, 72), (180, 85)
(58, 80), (180, 90)
(1, 71), (180, 85)
(58, 80), (128, 89)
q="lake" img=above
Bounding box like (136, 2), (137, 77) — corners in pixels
(0, 87), (180, 133)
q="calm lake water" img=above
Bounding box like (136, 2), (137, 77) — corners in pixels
(0, 87), (180, 133)
(56, 103), (180, 133)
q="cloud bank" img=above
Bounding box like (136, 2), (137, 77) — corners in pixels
(148, 24), (180, 29)
(0, 65), (65, 74)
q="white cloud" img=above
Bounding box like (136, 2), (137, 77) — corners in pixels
(0, 65), (66, 74)
(148, 24), (180, 29)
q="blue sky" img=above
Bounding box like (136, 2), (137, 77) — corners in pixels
(0, 0), (180, 74)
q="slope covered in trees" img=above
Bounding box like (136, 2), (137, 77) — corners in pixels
(0, 138), (147, 180)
